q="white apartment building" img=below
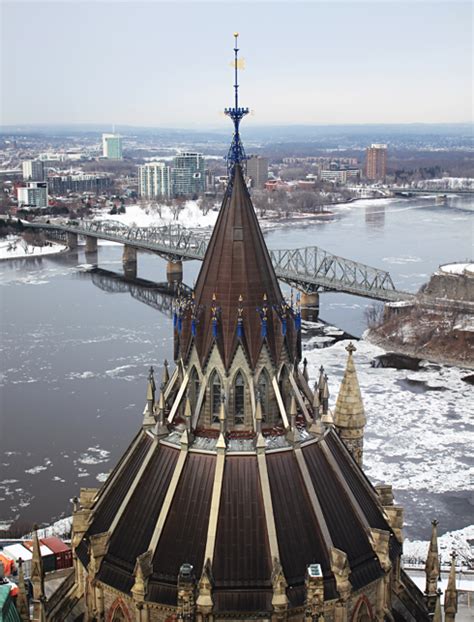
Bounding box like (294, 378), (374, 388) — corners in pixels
(138, 162), (171, 199)
(102, 133), (123, 159)
(17, 182), (49, 208)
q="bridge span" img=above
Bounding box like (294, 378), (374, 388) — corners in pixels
(25, 219), (414, 307)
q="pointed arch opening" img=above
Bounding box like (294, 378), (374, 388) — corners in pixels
(351, 596), (374, 622)
(257, 369), (270, 423)
(210, 370), (222, 424)
(234, 371), (245, 425)
(189, 366), (200, 410)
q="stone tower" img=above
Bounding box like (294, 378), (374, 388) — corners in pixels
(333, 342), (366, 466)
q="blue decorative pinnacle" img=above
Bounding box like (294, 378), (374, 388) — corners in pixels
(224, 33), (249, 172)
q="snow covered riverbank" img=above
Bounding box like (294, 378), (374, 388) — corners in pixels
(0, 236), (66, 261)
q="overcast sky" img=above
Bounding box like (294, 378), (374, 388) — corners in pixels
(1, 1), (472, 127)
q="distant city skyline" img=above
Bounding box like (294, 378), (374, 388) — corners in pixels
(1, 1), (472, 127)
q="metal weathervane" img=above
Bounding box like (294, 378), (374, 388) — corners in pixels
(224, 33), (249, 173)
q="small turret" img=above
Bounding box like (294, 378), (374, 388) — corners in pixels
(31, 526), (46, 621)
(333, 342), (366, 466)
(162, 359), (170, 387)
(17, 558), (30, 621)
(425, 519), (440, 615)
(444, 551), (458, 622)
(433, 589), (442, 622)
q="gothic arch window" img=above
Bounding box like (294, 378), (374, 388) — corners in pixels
(210, 371), (221, 424)
(189, 366), (200, 409)
(234, 372), (245, 425)
(107, 598), (131, 622)
(257, 369), (270, 423)
(351, 596), (373, 622)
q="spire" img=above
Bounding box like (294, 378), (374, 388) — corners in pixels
(433, 589), (442, 622)
(175, 36), (299, 374)
(224, 33), (249, 172)
(178, 165), (299, 371)
(31, 526), (44, 600)
(162, 359), (170, 386)
(31, 526), (46, 621)
(444, 551), (458, 622)
(425, 519), (440, 596)
(333, 342), (366, 466)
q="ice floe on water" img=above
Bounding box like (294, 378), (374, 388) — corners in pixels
(304, 339), (474, 495)
(25, 458), (52, 475)
(76, 446), (110, 466)
(96, 472), (110, 483)
(382, 255), (423, 265)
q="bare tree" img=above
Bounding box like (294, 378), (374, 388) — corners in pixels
(365, 303), (385, 329)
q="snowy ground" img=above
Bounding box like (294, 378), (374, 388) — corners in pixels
(0, 236), (66, 260)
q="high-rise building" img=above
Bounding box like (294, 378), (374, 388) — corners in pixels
(138, 162), (171, 199)
(365, 143), (387, 181)
(172, 152), (205, 196)
(17, 181), (48, 208)
(246, 154), (269, 188)
(102, 133), (123, 160)
(22, 159), (44, 181)
(48, 174), (112, 195)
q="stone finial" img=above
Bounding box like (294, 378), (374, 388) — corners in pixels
(143, 365), (156, 427)
(290, 393), (297, 429)
(333, 341), (366, 467)
(255, 393), (263, 435)
(330, 547), (351, 602)
(433, 589), (442, 622)
(303, 357), (309, 382)
(444, 551), (458, 622)
(162, 359), (170, 387)
(184, 393), (192, 433)
(219, 394), (226, 434)
(321, 374), (329, 414)
(425, 519), (440, 597)
(31, 525), (45, 601)
(155, 387), (168, 437)
(16, 557), (30, 621)
(196, 559), (214, 615)
(271, 558), (289, 615)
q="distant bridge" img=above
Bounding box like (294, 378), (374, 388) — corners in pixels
(389, 187), (474, 196)
(25, 220), (414, 303)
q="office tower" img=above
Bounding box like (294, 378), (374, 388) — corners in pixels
(365, 144), (387, 180)
(138, 162), (171, 199)
(22, 159), (44, 181)
(17, 182), (49, 208)
(172, 152), (205, 196)
(102, 133), (123, 160)
(246, 155), (269, 188)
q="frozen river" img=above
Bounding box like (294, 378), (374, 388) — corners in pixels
(0, 194), (472, 541)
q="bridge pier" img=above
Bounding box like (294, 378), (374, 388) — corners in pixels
(85, 236), (98, 253)
(166, 260), (183, 284)
(123, 245), (137, 279)
(300, 291), (319, 322)
(66, 232), (78, 249)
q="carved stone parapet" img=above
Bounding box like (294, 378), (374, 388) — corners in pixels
(330, 548), (351, 602)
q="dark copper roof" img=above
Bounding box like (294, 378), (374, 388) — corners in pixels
(177, 164), (299, 370)
(77, 429), (396, 611)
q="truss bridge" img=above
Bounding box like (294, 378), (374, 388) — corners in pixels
(26, 220), (413, 303)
